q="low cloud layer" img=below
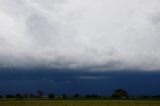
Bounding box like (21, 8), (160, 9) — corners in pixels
(0, 0), (160, 71)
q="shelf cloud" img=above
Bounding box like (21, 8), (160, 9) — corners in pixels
(0, 0), (160, 71)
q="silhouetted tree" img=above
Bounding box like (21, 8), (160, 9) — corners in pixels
(112, 89), (128, 98)
(74, 94), (80, 98)
(140, 95), (151, 98)
(90, 94), (100, 98)
(0, 95), (3, 98)
(16, 93), (21, 98)
(152, 95), (160, 98)
(6, 94), (14, 98)
(62, 94), (67, 98)
(37, 90), (44, 98)
(23, 94), (28, 98)
(48, 93), (55, 98)
(85, 95), (90, 98)
(84, 94), (100, 98)
(29, 94), (35, 98)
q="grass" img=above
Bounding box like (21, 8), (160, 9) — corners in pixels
(0, 99), (160, 106)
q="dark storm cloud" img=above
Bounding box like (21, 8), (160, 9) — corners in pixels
(0, 69), (160, 95)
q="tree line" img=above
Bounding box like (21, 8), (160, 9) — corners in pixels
(1, 89), (160, 99)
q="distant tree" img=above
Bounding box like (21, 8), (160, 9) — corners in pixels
(37, 90), (44, 98)
(84, 94), (100, 98)
(112, 89), (128, 98)
(140, 95), (151, 98)
(6, 94), (14, 98)
(85, 95), (90, 98)
(48, 93), (55, 98)
(0, 95), (3, 98)
(23, 94), (28, 98)
(74, 94), (80, 98)
(29, 94), (35, 98)
(90, 94), (100, 98)
(62, 94), (67, 98)
(152, 95), (160, 98)
(16, 93), (21, 98)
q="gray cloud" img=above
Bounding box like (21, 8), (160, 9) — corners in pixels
(77, 75), (109, 80)
(0, 0), (160, 71)
(26, 14), (59, 46)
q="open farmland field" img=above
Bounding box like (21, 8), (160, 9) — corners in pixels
(1, 100), (160, 106)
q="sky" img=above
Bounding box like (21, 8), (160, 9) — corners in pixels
(0, 0), (160, 96)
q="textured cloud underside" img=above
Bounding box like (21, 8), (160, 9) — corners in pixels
(0, 0), (160, 71)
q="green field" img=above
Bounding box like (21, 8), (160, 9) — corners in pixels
(1, 100), (160, 106)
